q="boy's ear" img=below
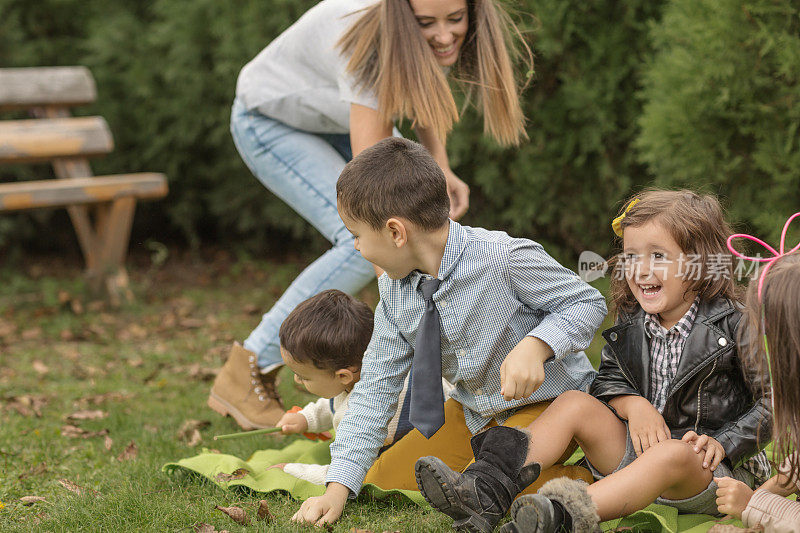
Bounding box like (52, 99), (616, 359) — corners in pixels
(385, 218), (408, 248)
(335, 366), (361, 387)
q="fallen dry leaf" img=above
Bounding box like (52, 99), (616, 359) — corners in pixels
(104, 435), (113, 451)
(57, 478), (100, 497)
(179, 318), (205, 329)
(0, 318), (17, 338)
(193, 524), (217, 533)
(32, 361), (49, 376)
(3, 394), (49, 417)
(21, 327), (43, 341)
(177, 420), (210, 442)
(18, 462), (47, 480)
(66, 410), (108, 421)
(214, 505), (250, 525)
(116, 441), (138, 461)
(61, 425), (109, 439)
(74, 392), (132, 407)
(19, 496), (47, 506)
(187, 429), (202, 447)
(256, 500), (272, 522)
(214, 469), (250, 483)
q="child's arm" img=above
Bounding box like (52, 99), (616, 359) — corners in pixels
(502, 238), (607, 399)
(718, 475), (800, 530)
(292, 298), (412, 526)
(609, 394), (671, 456)
(297, 397), (334, 433)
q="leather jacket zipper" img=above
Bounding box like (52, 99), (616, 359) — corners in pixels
(611, 351), (637, 390)
(694, 359), (718, 431)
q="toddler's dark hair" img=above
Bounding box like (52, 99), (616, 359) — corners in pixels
(279, 289), (373, 370)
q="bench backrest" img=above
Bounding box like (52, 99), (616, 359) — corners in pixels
(0, 67), (113, 167)
(0, 67), (96, 109)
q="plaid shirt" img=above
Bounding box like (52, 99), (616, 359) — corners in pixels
(644, 299), (771, 483)
(326, 221), (607, 494)
(644, 299), (699, 413)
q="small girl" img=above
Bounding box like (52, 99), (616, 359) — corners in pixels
(415, 189), (773, 532)
(714, 231), (800, 531)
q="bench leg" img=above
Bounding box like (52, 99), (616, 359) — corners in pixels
(66, 198), (136, 304)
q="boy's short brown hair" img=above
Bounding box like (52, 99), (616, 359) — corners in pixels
(610, 188), (738, 315)
(336, 137), (450, 231)
(279, 289), (373, 370)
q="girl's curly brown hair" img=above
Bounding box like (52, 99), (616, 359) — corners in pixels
(609, 189), (739, 317)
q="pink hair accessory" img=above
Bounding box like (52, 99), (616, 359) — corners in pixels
(726, 212), (800, 300)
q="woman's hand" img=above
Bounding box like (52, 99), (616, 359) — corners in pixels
(414, 124), (470, 220)
(443, 168), (469, 220)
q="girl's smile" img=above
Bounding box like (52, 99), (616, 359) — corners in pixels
(623, 220), (698, 329)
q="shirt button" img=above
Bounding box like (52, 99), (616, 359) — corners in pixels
(440, 300), (448, 308)
(458, 349), (466, 357)
(476, 388), (484, 396)
(718, 337), (728, 347)
(609, 332), (618, 341)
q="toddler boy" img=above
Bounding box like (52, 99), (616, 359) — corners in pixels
(275, 288), (451, 483)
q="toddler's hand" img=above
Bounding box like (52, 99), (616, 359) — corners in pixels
(682, 431), (726, 470)
(714, 476), (753, 520)
(500, 336), (551, 401)
(625, 398), (670, 456)
(276, 412), (308, 434)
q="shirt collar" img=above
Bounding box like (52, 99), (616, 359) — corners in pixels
(408, 220), (467, 291)
(644, 297), (700, 339)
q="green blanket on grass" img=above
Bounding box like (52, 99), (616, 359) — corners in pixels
(163, 438), (748, 532)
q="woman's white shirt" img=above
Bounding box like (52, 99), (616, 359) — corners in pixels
(236, 0), (379, 134)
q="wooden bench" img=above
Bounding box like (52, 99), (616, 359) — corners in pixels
(0, 66), (168, 301)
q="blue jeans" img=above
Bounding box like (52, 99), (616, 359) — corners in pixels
(230, 98), (375, 372)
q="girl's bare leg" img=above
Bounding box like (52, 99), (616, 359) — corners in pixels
(522, 390), (629, 475)
(587, 439), (712, 520)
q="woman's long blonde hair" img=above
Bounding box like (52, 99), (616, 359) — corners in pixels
(338, 0), (531, 146)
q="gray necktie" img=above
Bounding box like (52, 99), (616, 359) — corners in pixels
(409, 277), (445, 439)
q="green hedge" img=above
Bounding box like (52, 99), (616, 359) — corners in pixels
(1, 0), (797, 262)
(637, 0), (800, 245)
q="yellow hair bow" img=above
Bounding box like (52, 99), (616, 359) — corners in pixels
(611, 198), (639, 237)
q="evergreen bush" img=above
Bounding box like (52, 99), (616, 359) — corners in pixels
(637, 0), (800, 243)
(1, 0), (795, 264)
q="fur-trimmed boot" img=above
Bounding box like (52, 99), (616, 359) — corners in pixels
(498, 477), (601, 533)
(415, 426), (541, 533)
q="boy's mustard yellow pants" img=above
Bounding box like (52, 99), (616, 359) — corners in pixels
(364, 398), (592, 494)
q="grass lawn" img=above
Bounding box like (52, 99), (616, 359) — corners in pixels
(0, 252), (609, 532)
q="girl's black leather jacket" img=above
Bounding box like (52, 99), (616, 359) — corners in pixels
(590, 297), (772, 467)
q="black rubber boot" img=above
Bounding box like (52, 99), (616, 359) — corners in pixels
(497, 477), (601, 533)
(415, 426), (541, 533)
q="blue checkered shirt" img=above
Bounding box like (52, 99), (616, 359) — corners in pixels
(326, 221), (607, 494)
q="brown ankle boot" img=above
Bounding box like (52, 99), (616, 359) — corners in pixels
(208, 342), (285, 429)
